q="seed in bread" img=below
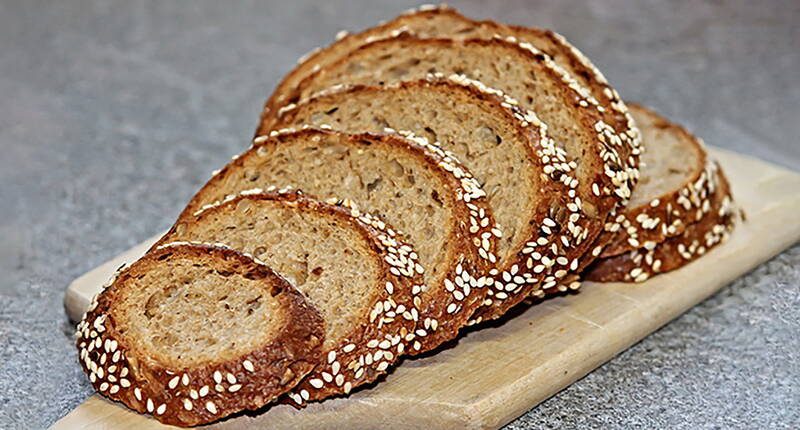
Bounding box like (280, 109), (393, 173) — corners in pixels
(75, 243), (324, 427)
(156, 190), (425, 404)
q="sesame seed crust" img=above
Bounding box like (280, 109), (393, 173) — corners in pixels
(586, 162), (738, 283)
(179, 127), (498, 354)
(75, 244), (324, 427)
(156, 191), (425, 406)
(594, 104), (716, 259)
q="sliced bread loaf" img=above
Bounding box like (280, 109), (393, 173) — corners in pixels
(262, 35), (633, 220)
(260, 4), (641, 187)
(156, 191), (425, 404)
(266, 77), (595, 320)
(75, 243), (324, 427)
(177, 129), (497, 353)
(596, 104), (716, 259)
(586, 163), (736, 283)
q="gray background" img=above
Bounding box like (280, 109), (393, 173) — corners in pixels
(1, 0), (798, 428)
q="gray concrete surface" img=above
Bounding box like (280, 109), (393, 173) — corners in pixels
(1, 1), (798, 428)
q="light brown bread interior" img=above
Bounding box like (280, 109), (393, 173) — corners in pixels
(165, 198), (379, 351)
(115, 251), (286, 367)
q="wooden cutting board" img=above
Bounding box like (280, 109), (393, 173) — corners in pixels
(54, 147), (800, 430)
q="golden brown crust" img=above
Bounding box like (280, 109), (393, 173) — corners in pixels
(174, 128), (498, 354)
(585, 164), (737, 283)
(269, 77), (605, 322)
(596, 103), (714, 259)
(75, 244), (324, 427)
(156, 191), (425, 405)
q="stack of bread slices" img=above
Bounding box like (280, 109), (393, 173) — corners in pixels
(75, 4), (738, 426)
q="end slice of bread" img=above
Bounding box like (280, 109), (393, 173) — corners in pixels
(177, 129), (497, 354)
(268, 77), (596, 321)
(156, 191), (425, 404)
(596, 103), (717, 259)
(585, 163), (737, 283)
(75, 243), (324, 427)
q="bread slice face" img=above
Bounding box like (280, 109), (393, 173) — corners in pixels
(267, 77), (595, 320)
(586, 162), (737, 283)
(178, 129), (498, 353)
(75, 243), (324, 427)
(597, 104), (716, 259)
(156, 191), (425, 404)
(260, 4), (641, 191)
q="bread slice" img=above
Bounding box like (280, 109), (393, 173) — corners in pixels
(266, 76), (595, 321)
(75, 243), (324, 427)
(259, 4), (641, 188)
(156, 190), (425, 404)
(596, 104), (716, 259)
(177, 129), (497, 353)
(262, 35), (633, 221)
(585, 164), (736, 282)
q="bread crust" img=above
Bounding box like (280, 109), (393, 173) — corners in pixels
(269, 77), (604, 321)
(175, 128), (499, 354)
(585, 164), (737, 283)
(596, 103), (715, 259)
(75, 243), (324, 427)
(157, 191), (426, 405)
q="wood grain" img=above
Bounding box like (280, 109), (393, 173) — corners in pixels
(54, 147), (800, 429)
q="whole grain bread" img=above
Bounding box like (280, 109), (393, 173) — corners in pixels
(259, 5), (642, 188)
(155, 190), (425, 404)
(596, 104), (717, 259)
(177, 128), (498, 353)
(268, 77), (597, 321)
(75, 243), (324, 427)
(586, 163), (736, 283)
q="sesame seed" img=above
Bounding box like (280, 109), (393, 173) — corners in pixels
(183, 399), (193, 411)
(243, 360), (255, 373)
(206, 401), (217, 414)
